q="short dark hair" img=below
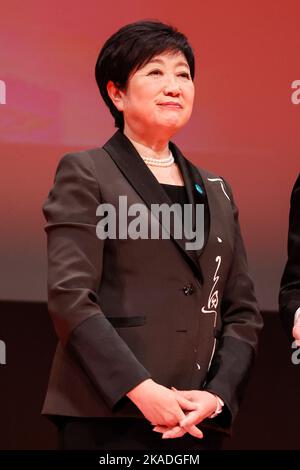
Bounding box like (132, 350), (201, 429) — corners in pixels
(95, 19), (195, 131)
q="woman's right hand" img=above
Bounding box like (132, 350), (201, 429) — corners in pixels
(126, 379), (202, 438)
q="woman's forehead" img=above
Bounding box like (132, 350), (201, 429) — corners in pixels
(135, 51), (189, 73)
(146, 50), (188, 65)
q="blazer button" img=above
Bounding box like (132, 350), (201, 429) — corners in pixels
(183, 283), (195, 295)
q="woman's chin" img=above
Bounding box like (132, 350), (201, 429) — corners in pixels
(154, 118), (184, 132)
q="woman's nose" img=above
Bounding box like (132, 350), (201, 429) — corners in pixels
(163, 75), (181, 94)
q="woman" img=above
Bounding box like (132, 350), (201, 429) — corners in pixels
(42, 20), (263, 450)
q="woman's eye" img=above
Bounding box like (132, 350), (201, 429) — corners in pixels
(179, 72), (190, 79)
(148, 70), (162, 75)
(148, 70), (190, 79)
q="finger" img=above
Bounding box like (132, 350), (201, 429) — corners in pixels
(153, 424), (187, 438)
(183, 424), (203, 439)
(172, 388), (194, 401)
(175, 393), (199, 411)
(153, 425), (169, 433)
(180, 410), (204, 428)
(162, 426), (187, 439)
(153, 422), (187, 433)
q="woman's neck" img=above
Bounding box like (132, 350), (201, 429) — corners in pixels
(123, 128), (171, 160)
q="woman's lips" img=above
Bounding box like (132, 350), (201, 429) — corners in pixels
(158, 103), (182, 109)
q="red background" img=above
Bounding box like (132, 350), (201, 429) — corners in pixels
(1, 0), (299, 310)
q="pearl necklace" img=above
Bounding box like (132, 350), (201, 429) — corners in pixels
(141, 150), (174, 167)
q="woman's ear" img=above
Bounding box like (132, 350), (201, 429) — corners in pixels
(106, 80), (124, 111)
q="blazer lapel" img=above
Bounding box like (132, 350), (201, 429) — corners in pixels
(169, 140), (211, 259)
(103, 130), (206, 282)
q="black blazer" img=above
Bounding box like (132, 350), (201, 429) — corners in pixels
(279, 174), (300, 338)
(42, 130), (263, 432)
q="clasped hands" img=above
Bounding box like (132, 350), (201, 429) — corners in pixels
(127, 379), (219, 440)
(152, 387), (217, 439)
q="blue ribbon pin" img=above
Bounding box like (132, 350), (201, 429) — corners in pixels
(195, 183), (203, 195)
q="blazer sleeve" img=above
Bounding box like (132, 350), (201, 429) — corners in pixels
(279, 174), (300, 338)
(202, 178), (263, 430)
(42, 152), (151, 410)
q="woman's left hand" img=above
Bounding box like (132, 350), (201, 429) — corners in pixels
(152, 389), (218, 439)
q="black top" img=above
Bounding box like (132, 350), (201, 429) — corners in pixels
(160, 183), (189, 206)
(160, 183), (208, 251)
(160, 184), (189, 232)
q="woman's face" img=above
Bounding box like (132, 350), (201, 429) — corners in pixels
(111, 50), (195, 138)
